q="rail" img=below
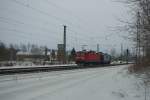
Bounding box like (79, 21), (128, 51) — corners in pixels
(0, 63), (129, 75)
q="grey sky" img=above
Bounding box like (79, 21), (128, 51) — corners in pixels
(0, 0), (132, 53)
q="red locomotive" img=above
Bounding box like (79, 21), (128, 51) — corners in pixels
(75, 51), (111, 65)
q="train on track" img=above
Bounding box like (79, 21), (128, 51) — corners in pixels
(75, 51), (111, 65)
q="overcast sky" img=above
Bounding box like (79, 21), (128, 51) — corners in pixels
(0, 0), (132, 53)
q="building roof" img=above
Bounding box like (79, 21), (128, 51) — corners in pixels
(17, 51), (51, 55)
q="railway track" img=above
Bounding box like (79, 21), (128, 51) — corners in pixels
(0, 64), (128, 75)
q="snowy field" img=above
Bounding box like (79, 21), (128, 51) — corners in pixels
(0, 65), (149, 100)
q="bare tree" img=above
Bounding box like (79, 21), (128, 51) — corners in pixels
(31, 44), (42, 55)
(20, 44), (27, 52)
(120, 0), (150, 66)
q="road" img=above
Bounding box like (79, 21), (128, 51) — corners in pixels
(0, 65), (146, 100)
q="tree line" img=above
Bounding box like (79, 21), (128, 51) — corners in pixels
(0, 41), (76, 63)
(0, 42), (17, 61)
(122, 0), (150, 67)
(0, 42), (48, 61)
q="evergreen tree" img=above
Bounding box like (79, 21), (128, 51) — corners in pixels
(70, 48), (76, 61)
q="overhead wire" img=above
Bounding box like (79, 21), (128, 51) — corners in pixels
(0, 16), (89, 48)
(9, 0), (75, 27)
(2, 0), (101, 50)
(0, 16), (62, 40)
(42, 0), (100, 37)
(0, 17), (86, 49)
(0, 27), (61, 45)
(9, 0), (96, 40)
(42, 0), (90, 28)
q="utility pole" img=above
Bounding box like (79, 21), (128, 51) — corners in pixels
(44, 47), (48, 61)
(63, 25), (67, 64)
(121, 43), (123, 63)
(10, 48), (13, 62)
(136, 12), (141, 64)
(97, 44), (99, 52)
(126, 49), (129, 64)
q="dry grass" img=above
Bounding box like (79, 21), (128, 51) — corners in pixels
(128, 58), (150, 73)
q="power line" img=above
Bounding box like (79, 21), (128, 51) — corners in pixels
(0, 16), (62, 39)
(0, 17), (91, 47)
(43, 0), (90, 28)
(0, 15), (92, 42)
(67, 28), (94, 41)
(0, 20), (89, 50)
(9, 0), (76, 26)
(0, 17), (91, 49)
(2, 0), (105, 50)
(9, 0), (97, 40)
(2, 4), (62, 28)
(0, 27), (61, 44)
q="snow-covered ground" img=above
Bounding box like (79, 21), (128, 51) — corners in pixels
(0, 65), (149, 100)
(0, 64), (77, 69)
